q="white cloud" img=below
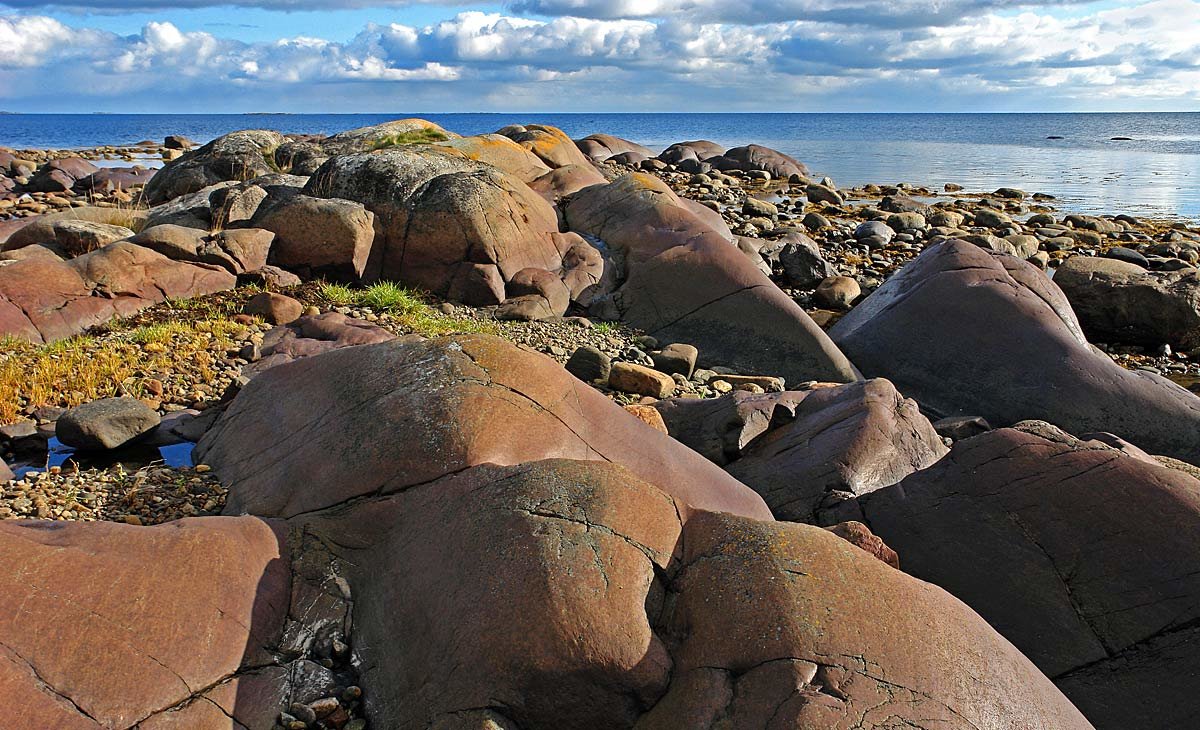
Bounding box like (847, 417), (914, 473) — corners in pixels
(0, 1), (1197, 110)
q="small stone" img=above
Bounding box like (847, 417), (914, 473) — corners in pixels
(565, 346), (612, 384)
(288, 703), (317, 724)
(57, 397), (161, 452)
(609, 362), (676, 398)
(710, 379), (734, 394)
(651, 343), (699, 379)
(814, 276), (861, 309)
(245, 292), (304, 325)
(309, 697), (341, 718)
(623, 404), (669, 433)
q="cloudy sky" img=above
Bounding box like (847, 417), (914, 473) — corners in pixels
(0, 0), (1197, 112)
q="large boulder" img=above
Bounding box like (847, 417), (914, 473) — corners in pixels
(0, 242), (235, 343)
(0, 517), (295, 729)
(254, 195), (377, 281)
(299, 458), (682, 728)
(197, 334), (771, 521)
(144, 130), (287, 205)
(707, 144), (808, 179)
(640, 511), (1093, 729)
(657, 140), (725, 165)
(433, 134), (551, 182)
(651, 389), (808, 465)
(1054, 255), (1200, 349)
(835, 424), (1200, 729)
(575, 133), (654, 162)
(26, 157), (99, 193)
(318, 118), (458, 156)
(304, 146), (563, 297)
(725, 378), (948, 522)
(129, 224), (274, 275)
(829, 239), (1200, 465)
(497, 123), (597, 170)
(242, 312), (397, 378)
(566, 173), (858, 385)
(2, 207), (149, 252)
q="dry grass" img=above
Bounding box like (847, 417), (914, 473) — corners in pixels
(0, 320), (244, 425)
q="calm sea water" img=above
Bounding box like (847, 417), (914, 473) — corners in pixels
(2, 112), (1197, 220)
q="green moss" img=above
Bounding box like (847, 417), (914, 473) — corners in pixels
(368, 128), (449, 150)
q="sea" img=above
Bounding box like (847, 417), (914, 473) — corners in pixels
(2, 112), (1198, 221)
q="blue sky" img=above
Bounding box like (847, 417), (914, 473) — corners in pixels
(1, 0), (1197, 112)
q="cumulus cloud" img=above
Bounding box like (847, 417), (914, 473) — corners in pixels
(0, 1), (1197, 110)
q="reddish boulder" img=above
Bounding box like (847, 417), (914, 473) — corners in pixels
(725, 378), (948, 522)
(639, 511), (1092, 729)
(657, 140), (725, 165)
(0, 242), (235, 343)
(835, 424), (1200, 727)
(575, 133), (654, 162)
(27, 158), (99, 193)
(0, 517), (292, 729)
(652, 389), (809, 465)
(830, 239), (1200, 465)
(433, 133), (551, 182)
(706, 144), (809, 179)
(301, 459), (682, 729)
(242, 312), (397, 378)
(197, 334), (771, 521)
(567, 173), (858, 386)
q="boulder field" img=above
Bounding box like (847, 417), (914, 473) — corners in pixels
(2, 336), (1094, 730)
(5, 118), (1200, 729)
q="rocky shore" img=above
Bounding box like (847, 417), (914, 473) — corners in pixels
(3, 118), (1200, 729)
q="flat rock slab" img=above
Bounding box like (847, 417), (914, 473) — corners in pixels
(56, 397), (161, 451)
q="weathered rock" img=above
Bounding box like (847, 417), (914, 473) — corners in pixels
(48, 220), (133, 257)
(823, 520), (900, 568)
(198, 334), (771, 521)
(657, 140), (725, 165)
(641, 511), (1093, 729)
(651, 343), (698, 378)
(145, 130), (286, 205)
(575, 133), (654, 162)
(651, 389), (808, 465)
(56, 397), (161, 451)
(0, 516), (293, 729)
(0, 460), (12, 483)
(725, 378), (947, 522)
(566, 174), (858, 386)
(0, 242), (235, 343)
(778, 233), (836, 289)
(319, 118), (458, 156)
(304, 147), (562, 297)
(27, 157), (99, 193)
(3, 207), (148, 252)
(623, 404), (668, 433)
(433, 134), (551, 182)
(497, 124), (596, 170)
(255, 195), (377, 282)
(238, 265), (302, 289)
(837, 425), (1200, 727)
(853, 220), (894, 248)
(830, 239), (1200, 465)
(242, 312), (397, 378)
(805, 182), (843, 205)
(1054, 255), (1200, 349)
(707, 144), (808, 179)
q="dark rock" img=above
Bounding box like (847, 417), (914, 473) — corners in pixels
(56, 397), (161, 451)
(830, 239), (1200, 465)
(651, 343), (698, 379)
(565, 345), (611, 384)
(933, 415), (992, 440)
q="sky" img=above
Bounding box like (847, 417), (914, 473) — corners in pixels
(0, 0), (1197, 112)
